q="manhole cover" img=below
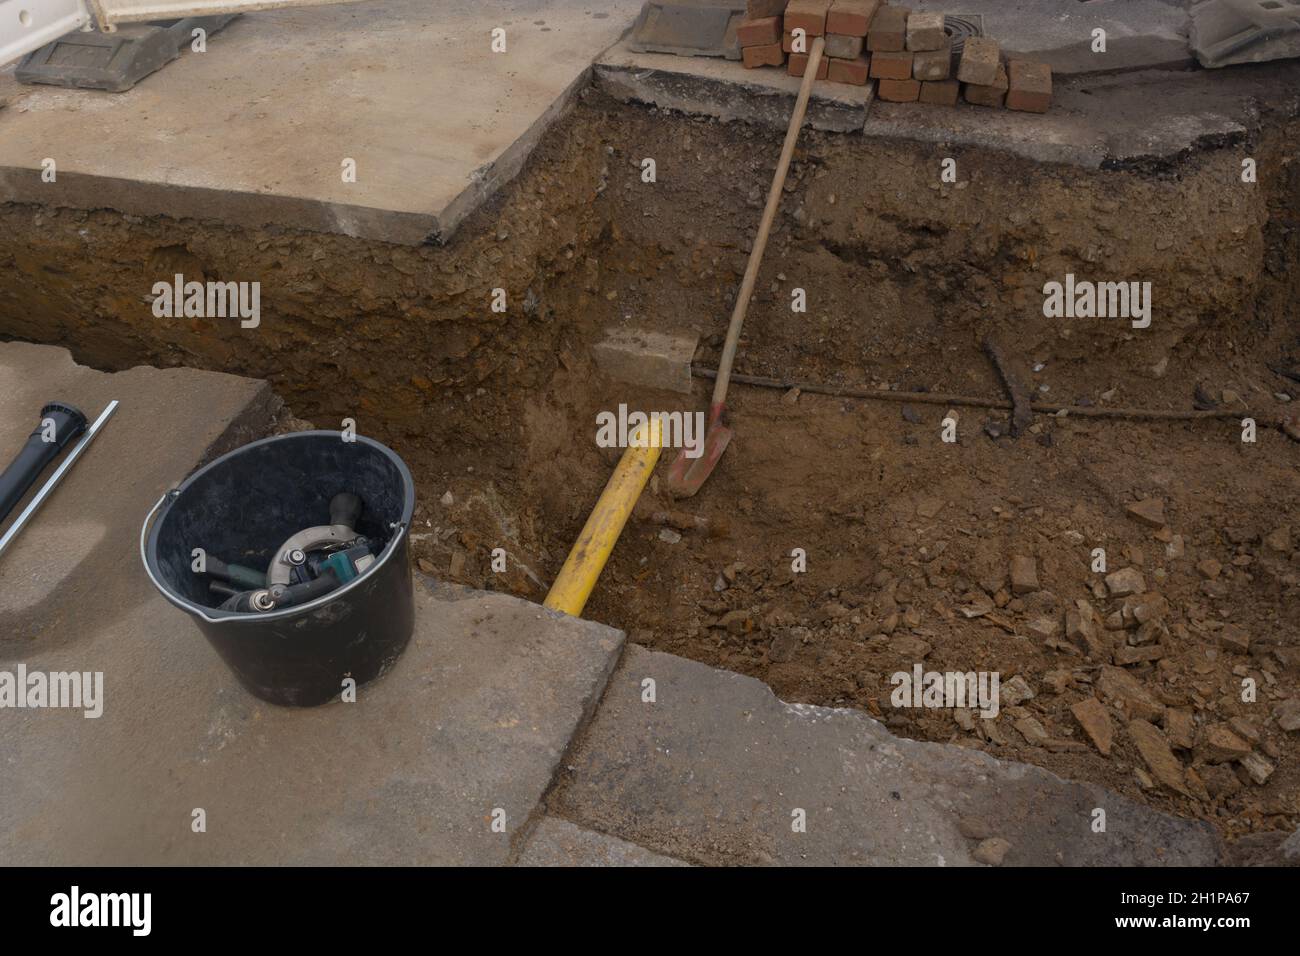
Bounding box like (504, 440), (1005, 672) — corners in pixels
(945, 13), (985, 59)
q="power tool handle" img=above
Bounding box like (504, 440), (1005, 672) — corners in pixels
(329, 492), (363, 530)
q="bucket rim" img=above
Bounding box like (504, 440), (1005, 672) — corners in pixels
(139, 430), (415, 625)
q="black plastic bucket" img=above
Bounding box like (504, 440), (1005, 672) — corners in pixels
(141, 431), (415, 707)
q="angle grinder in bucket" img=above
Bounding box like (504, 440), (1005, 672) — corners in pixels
(141, 431), (416, 707)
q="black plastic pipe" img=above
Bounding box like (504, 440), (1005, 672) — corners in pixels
(0, 402), (88, 524)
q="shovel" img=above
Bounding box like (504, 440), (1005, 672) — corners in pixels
(667, 37), (826, 498)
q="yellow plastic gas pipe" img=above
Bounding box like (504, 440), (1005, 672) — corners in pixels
(544, 419), (663, 617)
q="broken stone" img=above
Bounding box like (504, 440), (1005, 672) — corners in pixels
(768, 627), (804, 663)
(972, 837), (1012, 866)
(1128, 719), (1189, 796)
(1015, 716), (1051, 746)
(658, 528), (682, 544)
(1202, 723), (1252, 763)
(1026, 615), (1059, 640)
(1065, 606), (1109, 660)
(1105, 567), (1146, 597)
(958, 592), (994, 618)
(1264, 526), (1292, 553)
(892, 634), (932, 659)
(1196, 558), (1222, 580)
(916, 497), (947, 519)
(1009, 555), (1038, 595)
(1238, 752), (1275, 786)
(1122, 593), (1168, 627)
(1228, 716), (1260, 743)
(1001, 675), (1035, 707)
(1274, 699), (1300, 732)
(440, 490), (454, 506)
(1201, 764), (1242, 799)
(1218, 623), (1250, 654)
(1070, 697), (1114, 756)
(716, 609), (753, 635)
(1097, 665), (1165, 721)
(1130, 619), (1168, 646)
(1126, 497), (1166, 528)
(1114, 643), (1165, 666)
(1164, 708), (1196, 750)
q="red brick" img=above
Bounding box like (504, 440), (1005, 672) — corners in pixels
(869, 49), (912, 79)
(963, 62), (1008, 108)
(826, 0), (880, 37)
(825, 33), (864, 58)
(739, 16), (783, 47)
(787, 51), (830, 78)
(1006, 60), (1052, 113)
(919, 79), (959, 105)
(911, 44), (950, 80)
(743, 42), (787, 68)
(827, 54), (870, 85)
(877, 77), (921, 102)
(784, 0), (831, 36)
(866, 4), (908, 52)
(956, 36), (1000, 85)
(747, 0), (790, 17)
(782, 31), (799, 52)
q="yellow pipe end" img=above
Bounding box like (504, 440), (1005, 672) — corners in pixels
(544, 418), (664, 617)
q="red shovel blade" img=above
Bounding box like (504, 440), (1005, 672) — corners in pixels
(665, 419), (732, 499)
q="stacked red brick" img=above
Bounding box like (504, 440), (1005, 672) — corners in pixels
(820, 0), (878, 86)
(956, 36), (1052, 112)
(739, 0), (1054, 111)
(784, 0), (830, 79)
(738, 0), (789, 69)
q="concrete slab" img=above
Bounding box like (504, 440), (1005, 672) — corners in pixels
(596, 41), (875, 133)
(0, 342), (274, 637)
(911, 0), (1192, 75)
(0, 342), (627, 865)
(592, 326), (699, 394)
(516, 816), (690, 866)
(550, 646), (1223, 866)
(861, 65), (1285, 169)
(2, 575), (625, 864)
(0, 0), (642, 244)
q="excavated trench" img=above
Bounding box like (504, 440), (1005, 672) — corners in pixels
(2, 87), (1298, 847)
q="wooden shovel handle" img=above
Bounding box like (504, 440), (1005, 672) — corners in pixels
(710, 35), (825, 412)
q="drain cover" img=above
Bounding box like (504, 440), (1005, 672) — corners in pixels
(1190, 0), (1300, 68)
(943, 14), (984, 69)
(16, 16), (238, 92)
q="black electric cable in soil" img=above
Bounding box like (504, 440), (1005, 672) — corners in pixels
(0, 401), (87, 523)
(693, 368), (1277, 426)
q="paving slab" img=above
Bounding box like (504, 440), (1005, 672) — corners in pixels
(0, 0), (641, 244)
(0, 342), (626, 864)
(515, 816), (690, 866)
(0, 342), (274, 633)
(911, 0), (1192, 75)
(596, 40), (875, 133)
(550, 645), (1223, 866)
(2, 575), (625, 864)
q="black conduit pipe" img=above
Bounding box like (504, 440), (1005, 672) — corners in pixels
(0, 403), (88, 524)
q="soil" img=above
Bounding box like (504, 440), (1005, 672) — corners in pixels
(1, 85), (1298, 846)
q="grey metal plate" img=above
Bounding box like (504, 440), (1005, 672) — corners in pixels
(1190, 0), (1300, 68)
(629, 1), (747, 59)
